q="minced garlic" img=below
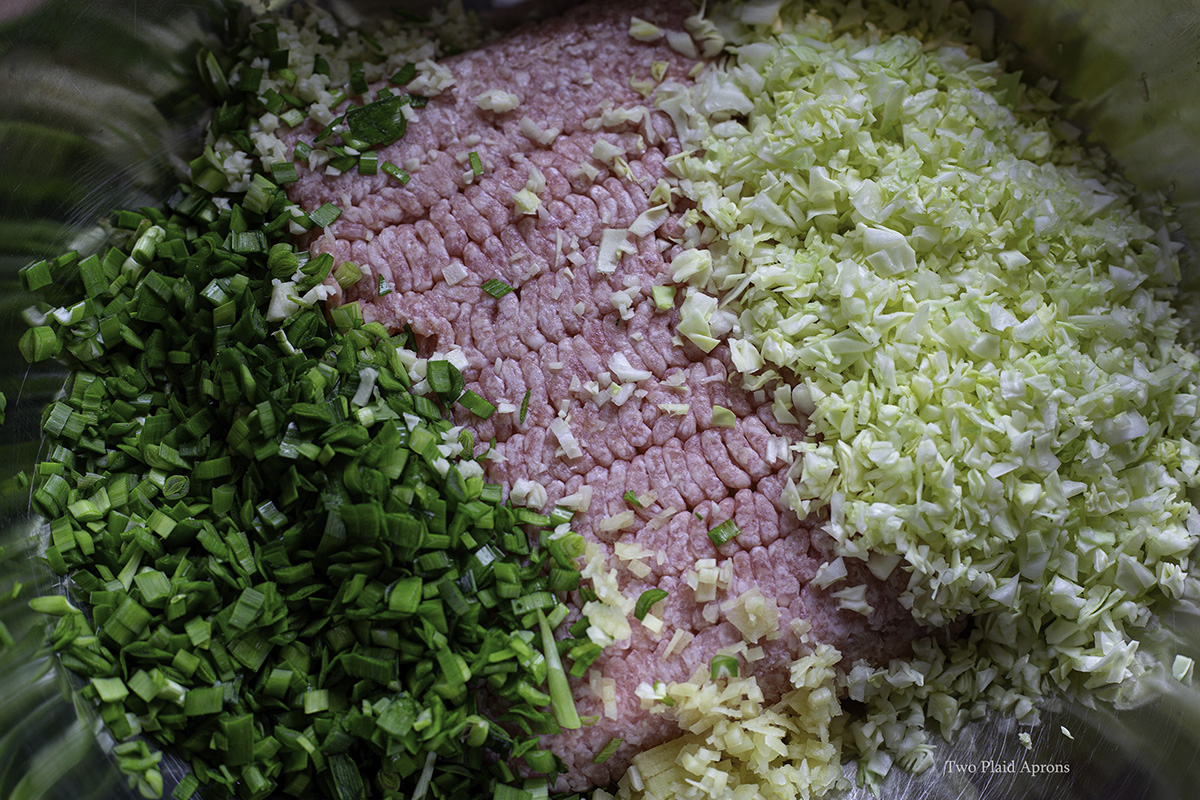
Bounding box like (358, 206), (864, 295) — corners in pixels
(721, 586), (780, 643)
(617, 644), (846, 800)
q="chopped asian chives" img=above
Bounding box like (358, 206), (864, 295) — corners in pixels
(199, 48), (230, 97)
(412, 752), (437, 800)
(521, 749), (558, 775)
(492, 782), (533, 800)
(377, 273), (393, 296)
(468, 151), (484, 177)
(221, 713), (255, 765)
(390, 62), (417, 84)
(458, 390), (495, 419)
(172, 773), (200, 800)
(536, 609), (581, 730)
(28, 595), (78, 616)
(172, 650), (200, 677)
(349, 59), (369, 95)
(711, 654), (739, 679)
(426, 360), (463, 398)
(229, 634), (272, 671)
(547, 568), (580, 592)
(228, 230), (267, 253)
(162, 474), (189, 500)
(246, 174), (278, 215)
(482, 278), (514, 298)
(334, 261), (362, 289)
(345, 652), (397, 684)
(309, 202), (342, 228)
(92, 676), (129, 703)
(279, 108), (305, 129)
(256, 499), (287, 529)
(133, 570), (172, 606)
(512, 591), (555, 615)
(239, 64), (265, 92)
(270, 160), (298, 184)
(344, 95), (409, 148)
(623, 490), (643, 508)
(195, 456), (233, 480)
(229, 587), (266, 631)
(388, 576), (422, 614)
(266, 48), (289, 71)
(243, 767), (271, 797)
(592, 737), (622, 764)
(184, 685), (223, 716)
(260, 87), (285, 115)
(185, 616), (211, 648)
(20, 258), (54, 291)
(381, 161), (410, 184)
(523, 778), (550, 800)
(303, 689), (329, 714)
(328, 754), (366, 800)
(79, 255), (107, 297)
(250, 22), (278, 53)
(567, 642), (602, 677)
(707, 519), (741, 547)
(19, 326), (61, 362)
(19, 8), (611, 800)
(519, 389), (531, 424)
(634, 588), (668, 621)
(547, 531), (585, 565)
(435, 648), (471, 689)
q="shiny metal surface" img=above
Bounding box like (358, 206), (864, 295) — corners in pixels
(1, 3), (222, 798)
(1, 1), (1199, 798)
(0, 4), (230, 796)
(989, 0), (1200, 241)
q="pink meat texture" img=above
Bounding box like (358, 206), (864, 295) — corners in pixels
(287, 0), (928, 788)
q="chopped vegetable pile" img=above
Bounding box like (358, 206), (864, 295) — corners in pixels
(17, 5), (603, 800)
(655, 0), (1200, 788)
(613, 638), (845, 800)
(12, 0), (1200, 798)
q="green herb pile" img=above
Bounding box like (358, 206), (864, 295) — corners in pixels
(18, 8), (600, 800)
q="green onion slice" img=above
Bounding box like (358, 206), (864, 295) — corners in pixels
(634, 588), (668, 621)
(482, 278), (514, 298)
(592, 737), (623, 764)
(711, 654), (739, 679)
(519, 389), (531, 424)
(707, 519), (741, 548)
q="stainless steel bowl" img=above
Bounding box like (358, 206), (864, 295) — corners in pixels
(2, 1), (1199, 798)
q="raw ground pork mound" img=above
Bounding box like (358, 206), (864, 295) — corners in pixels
(287, 0), (930, 788)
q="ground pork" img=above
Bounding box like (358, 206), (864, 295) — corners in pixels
(285, 0), (931, 789)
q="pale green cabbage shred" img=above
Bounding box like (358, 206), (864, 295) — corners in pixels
(655, 0), (1200, 788)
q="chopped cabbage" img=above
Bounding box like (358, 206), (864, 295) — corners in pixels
(628, 16), (664, 42)
(597, 228), (629, 274)
(659, 0), (1200, 784)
